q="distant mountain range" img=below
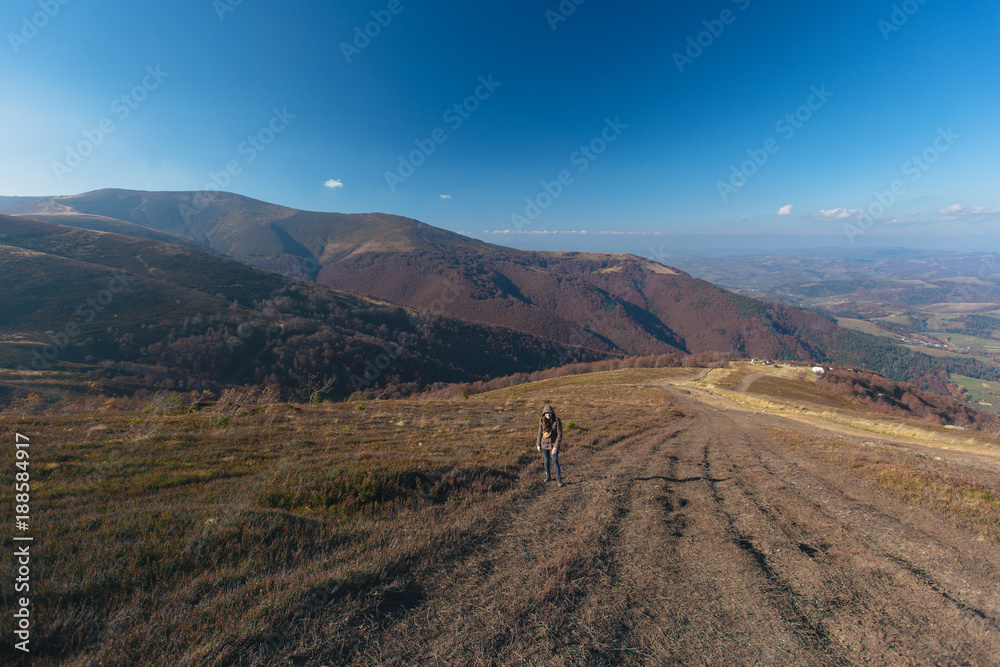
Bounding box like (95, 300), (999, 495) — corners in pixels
(4, 189), (843, 360)
(670, 252), (1000, 328)
(4, 189), (998, 398)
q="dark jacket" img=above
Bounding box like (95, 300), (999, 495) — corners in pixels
(536, 405), (562, 451)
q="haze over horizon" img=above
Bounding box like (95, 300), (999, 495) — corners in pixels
(3, 0), (998, 256)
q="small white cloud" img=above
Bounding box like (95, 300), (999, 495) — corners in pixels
(938, 204), (1000, 220)
(816, 208), (859, 220)
(439, 194), (452, 199)
(488, 229), (666, 236)
(323, 179), (343, 189)
(776, 204), (794, 216)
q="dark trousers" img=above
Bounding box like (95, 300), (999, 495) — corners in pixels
(542, 448), (561, 482)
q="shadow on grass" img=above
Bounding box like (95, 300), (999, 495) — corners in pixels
(633, 475), (732, 484)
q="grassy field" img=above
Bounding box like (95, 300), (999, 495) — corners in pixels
(685, 363), (1000, 544)
(952, 374), (1000, 415)
(0, 369), (681, 665)
(4, 364), (999, 664)
(835, 317), (903, 339)
(686, 361), (1000, 450)
(932, 331), (1000, 352)
(770, 427), (1000, 546)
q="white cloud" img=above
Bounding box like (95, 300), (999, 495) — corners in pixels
(938, 203), (1000, 220)
(323, 179), (343, 189)
(815, 208), (859, 220)
(775, 204), (794, 216)
(488, 229), (665, 236)
(439, 194), (452, 199)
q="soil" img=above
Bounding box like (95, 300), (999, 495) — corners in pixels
(303, 377), (1000, 666)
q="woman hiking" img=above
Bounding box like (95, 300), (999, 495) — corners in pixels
(536, 404), (563, 487)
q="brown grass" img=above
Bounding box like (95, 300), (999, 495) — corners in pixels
(0, 369), (679, 665)
(766, 427), (1000, 545)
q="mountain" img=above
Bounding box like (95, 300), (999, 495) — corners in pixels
(7, 189), (840, 360)
(11, 189), (1000, 389)
(0, 215), (609, 401)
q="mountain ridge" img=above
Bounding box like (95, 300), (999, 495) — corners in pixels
(0, 214), (611, 400)
(10, 189), (1000, 390)
(6, 189), (837, 361)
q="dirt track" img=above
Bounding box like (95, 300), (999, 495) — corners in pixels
(320, 382), (1000, 666)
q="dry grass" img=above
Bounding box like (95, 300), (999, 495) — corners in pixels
(768, 427), (1000, 545)
(698, 364), (1000, 545)
(0, 368), (679, 665)
(688, 362), (1000, 451)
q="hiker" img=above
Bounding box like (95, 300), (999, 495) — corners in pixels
(536, 404), (563, 487)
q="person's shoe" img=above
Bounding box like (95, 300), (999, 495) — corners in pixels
(544, 475), (551, 482)
(558, 481), (564, 487)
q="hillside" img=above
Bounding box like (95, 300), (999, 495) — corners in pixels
(0, 216), (608, 402)
(12, 190), (1000, 392)
(4, 190), (857, 361)
(3, 365), (998, 665)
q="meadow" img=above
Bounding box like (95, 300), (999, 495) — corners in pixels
(0, 370), (679, 665)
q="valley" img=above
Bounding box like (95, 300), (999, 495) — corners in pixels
(672, 251), (1000, 412)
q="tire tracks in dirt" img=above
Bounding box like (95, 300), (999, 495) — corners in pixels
(666, 389), (1000, 665)
(313, 380), (1000, 666)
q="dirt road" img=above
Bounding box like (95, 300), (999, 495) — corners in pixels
(313, 383), (1000, 665)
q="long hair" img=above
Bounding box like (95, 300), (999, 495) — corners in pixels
(542, 412), (554, 437)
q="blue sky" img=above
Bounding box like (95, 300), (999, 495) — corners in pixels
(2, 0), (998, 255)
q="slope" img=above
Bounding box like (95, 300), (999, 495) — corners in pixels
(9, 189), (843, 361)
(4, 367), (998, 665)
(0, 215), (609, 401)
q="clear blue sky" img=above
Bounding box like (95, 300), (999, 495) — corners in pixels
(2, 0), (998, 254)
